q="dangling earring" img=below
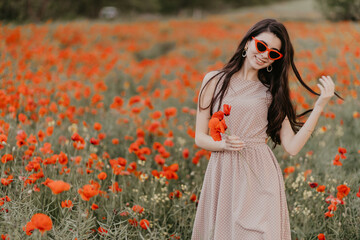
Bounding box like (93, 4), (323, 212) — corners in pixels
(242, 46), (248, 57)
(267, 64), (272, 72)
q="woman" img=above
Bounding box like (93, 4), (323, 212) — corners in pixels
(191, 18), (343, 240)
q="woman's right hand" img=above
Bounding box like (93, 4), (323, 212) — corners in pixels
(221, 134), (246, 151)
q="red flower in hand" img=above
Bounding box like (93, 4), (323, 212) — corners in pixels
(223, 104), (231, 116)
(215, 120), (227, 133)
(208, 105), (231, 141)
(212, 111), (224, 120)
(208, 113), (227, 141)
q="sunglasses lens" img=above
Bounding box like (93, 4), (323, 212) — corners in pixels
(253, 37), (282, 60)
(269, 51), (281, 59)
(256, 42), (267, 52)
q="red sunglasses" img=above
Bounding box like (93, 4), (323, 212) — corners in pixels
(252, 36), (283, 60)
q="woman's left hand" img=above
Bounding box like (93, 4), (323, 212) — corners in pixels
(314, 75), (335, 110)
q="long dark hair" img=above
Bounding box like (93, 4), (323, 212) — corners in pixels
(198, 18), (344, 149)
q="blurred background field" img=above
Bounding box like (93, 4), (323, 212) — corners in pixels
(0, 0), (359, 22)
(0, 0), (302, 22)
(0, 0), (359, 239)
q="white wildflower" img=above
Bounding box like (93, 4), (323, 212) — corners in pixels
(303, 190), (312, 200)
(303, 207), (310, 216)
(291, 182), (299, 189)
(335, 125), (344, 137)
(137, 159), (146, 166)
(89, 145), (98, 153)
(318, 141), (326, 147)
(177, 137), (186, 146)
(68, 123), (78, 134)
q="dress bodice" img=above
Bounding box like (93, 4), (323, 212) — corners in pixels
(212, 73), (272, 142)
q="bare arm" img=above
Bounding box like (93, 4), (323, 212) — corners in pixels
(194, 71), (226, 151)
(280, 75), (335, 156)
(280, 107), (323, 156)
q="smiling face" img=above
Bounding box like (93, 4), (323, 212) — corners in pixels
(245, 31), (282, 70)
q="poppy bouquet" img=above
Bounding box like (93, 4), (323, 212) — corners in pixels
(208, 103), (264, 188)
(208, 104), (231, 141)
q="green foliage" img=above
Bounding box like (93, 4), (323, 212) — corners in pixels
(0, 0), (292, 22)
(135, 42), (176, 61)
(0, 0), (99, 22)
(315, 0), (360, 21)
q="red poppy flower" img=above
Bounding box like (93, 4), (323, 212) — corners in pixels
(109, 182), (122, 193)
(94, 122), (102, 131)
(97, 172), (107, 180)
(336, 184), (350, 200)
(208, 117), (227, 141)
(333, 154), (342, 166)
(140, 219), (150, 230)
(223, 104), (231, 116)
(164, 107), (177, 119)
(1, 154), (13, 164)
(338, 147), (347, 154)
(23, 213), (53, 236)
(90, 137), (100, 145)
(317, 233), (326, 240)
(190, 193), (197, 202)
(317, 185), (326, 192)
(132, 204), (144, 213)
(182, 148), (189, 158)
(42, 178), (71, 194)
(1, 175), (14, 186)
(78, 182), (100, 201)
(98, 226), (108, 235)
(61, 200), (73, 208)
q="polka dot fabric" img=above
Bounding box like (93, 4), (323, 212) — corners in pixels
(191, 73), (292, 240)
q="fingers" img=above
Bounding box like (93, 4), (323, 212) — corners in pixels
(324, 75), (334, 86)
(225, 139), (245, 146)
(228, 140), (245, 147)
(317, 82), (324, 95)
(225, 144), (246, 151)
(225, 136), (246, 151)
(318, 77), (328, 93)
(318, 76), (335, 96)
(325, 76), (335, 93)
(315, 75), (335, 109)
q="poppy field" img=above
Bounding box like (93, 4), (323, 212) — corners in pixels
(0, 5), (360, 240)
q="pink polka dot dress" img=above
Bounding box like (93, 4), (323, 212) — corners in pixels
(191, 73), (292, 240)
